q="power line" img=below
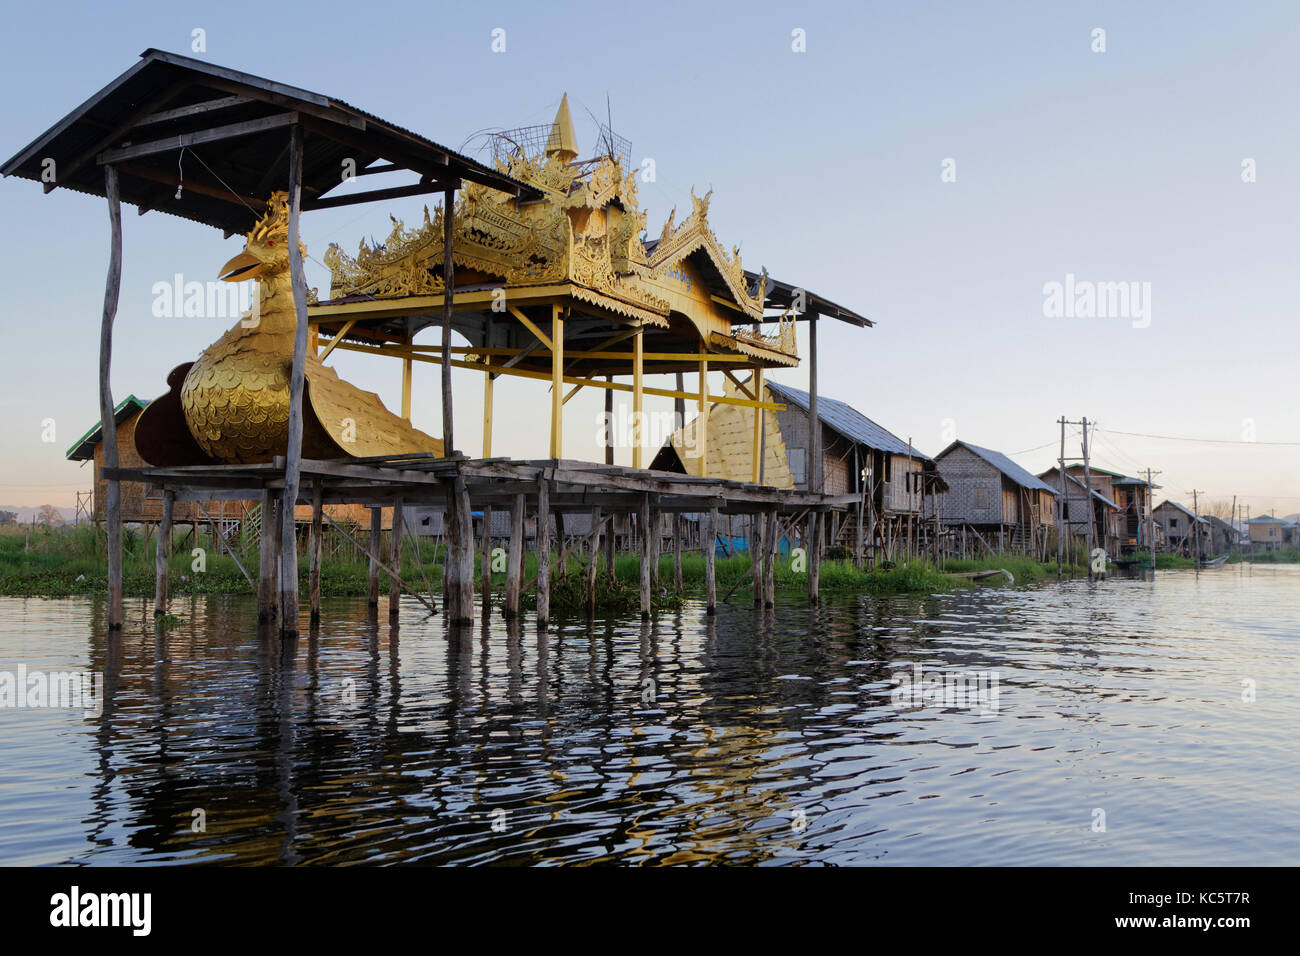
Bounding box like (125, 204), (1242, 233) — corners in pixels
(1098, 427), (1300, 447)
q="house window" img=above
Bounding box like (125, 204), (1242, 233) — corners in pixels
(974, 486), (989, 509)
(788, 447), (806, 486)
(884, 456), (892, 483)
(1169, 518), (1178, 529)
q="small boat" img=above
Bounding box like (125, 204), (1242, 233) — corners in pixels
(1199, 554), (1229, 568)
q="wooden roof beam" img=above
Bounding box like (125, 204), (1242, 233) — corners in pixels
(97, 112), (299, 165)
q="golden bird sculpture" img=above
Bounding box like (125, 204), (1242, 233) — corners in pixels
(135, 192), (442, 467)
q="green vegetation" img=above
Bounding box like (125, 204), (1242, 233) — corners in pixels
(3, 524), (1133, 613)
(1227, 548), (1300, 564)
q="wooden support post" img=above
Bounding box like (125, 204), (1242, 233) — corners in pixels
(401, 330), (413, 421)
(482, 321), (495, 457)
(673, 512), (683, 592)
(154, 489), (173, 617)
(808, 311), (820, 493)
(808, 511), (821, 604)
(445, 475), (474, 623)
(604, 507), (616, 581)
(479, 504), (492, 617)
(257, 488), (278, 622)
(550, 305), (564, 458)
(99, 164), (124, 630)
(639, 492), (652, 619)
(649, 500), (659, 587)
(585, 506), (602, 616)
(704, 507), (718, 614)
(751, 367), (764, 485)
(505, 493), (524, 617)
(367, 507), (382, 607)
(632, 327), (644, 469)
(389, 496), (404, 617)
(536, 479), (551, 626)
(277, 124), (311, 637)
(764, 508), (778, 608)
(604, 375), (615, 466)
(309, 480), (323, 622)
(697, 349), (709, 478)
(752, 514), (765, 607)
(440, 186), (456, 453)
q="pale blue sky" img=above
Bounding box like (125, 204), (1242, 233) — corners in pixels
(1, 0), (1296, 515)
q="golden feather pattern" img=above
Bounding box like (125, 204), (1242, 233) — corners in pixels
(179, 193), (442, 464)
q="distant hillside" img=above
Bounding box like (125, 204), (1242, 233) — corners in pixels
(0, 505), (77, 525)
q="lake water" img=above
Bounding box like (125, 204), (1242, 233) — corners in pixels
(1, 564), (1297, 866)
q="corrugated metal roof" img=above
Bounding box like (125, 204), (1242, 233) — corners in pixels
(766, 381), (929, 460)
(939, 440), (1058, 494)
(3, 49), (539, 236)
(1155, 500), (1208, 523)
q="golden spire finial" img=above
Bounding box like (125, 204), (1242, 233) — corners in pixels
(544, 93), (579, 163)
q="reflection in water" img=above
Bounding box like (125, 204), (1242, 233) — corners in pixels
(1, 564), (1298, 865)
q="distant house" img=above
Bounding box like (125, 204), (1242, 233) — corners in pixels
(1153, 501), (1210, 555)
(1037, 465), (1154, 555)
(1204, 515), (1239, 555)
(1039, 467), (1124, 555)
(934, 440), (1057, 555)
(1245, 513), (1287, 552)
(653, 375), (945, 559)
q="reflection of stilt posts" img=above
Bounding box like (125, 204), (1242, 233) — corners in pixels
(479, 504), (492, 618)
(536, 478), (551, 626)
(258, 488), (278, 622)
(505, 492), (524, 618)
(808, 510), (820, 604)
(752, 513), (765, 607)
(585, 506), (602, 616)
(100, 165), (124, 631)
(389, 496), (404, 618)
(704, 507), (718, 614)
(672, 513), (683, 592)
(764, 508), (778, 609)
(154, 489), (173, 617)
(367, 507), (382, 608)
(309, 481), (323, 622)
(639, 493), (652, 619)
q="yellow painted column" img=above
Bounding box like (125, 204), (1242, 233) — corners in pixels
(550, 305), (564, 459)
(482, 359), (494, 458)
(401, 332), (413, 421)
(697, 349), (709, 477)
(632, 326), (644, 469)
(751, 366), (764, 484)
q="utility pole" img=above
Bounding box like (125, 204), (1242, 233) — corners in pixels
(1230, 494), (1237, 557)
(1191, 489), (1204, 563)
(1081, 417), (1096, 575)
(1057, 417), (1067, 571)
(1144, 468), (1160, 568)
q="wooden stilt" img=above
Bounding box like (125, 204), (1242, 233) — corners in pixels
(808, 511), (821, 604)
(550, 304), (564, 458)
(752, 513), (765, 607)
(480, 504), (492, 617)
(309, 480), (323, 622)
(764, 508), (778, 608)
(257, 488), (278, 623)
(704, 507), (718, 614)
(632, 328), (644, 469)
(280, 123), (310, 638)
(99, 164), (124, 631)
(536, 479), (551, 626)
(605, 508), (616, 582)
(673, 512), (683, 592)
(506, 492), (524, 617)
(585, 506), (601, 616)
(367, 507), (382, 607)
(389, 496), (404, 618)
(639, 492), (651, 619)
(450, 476), (474, 623)
(154, 489), (173, 617)
(440, 185), (456, 453)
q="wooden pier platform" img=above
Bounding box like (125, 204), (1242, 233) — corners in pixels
(107, 454), (855, 627)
